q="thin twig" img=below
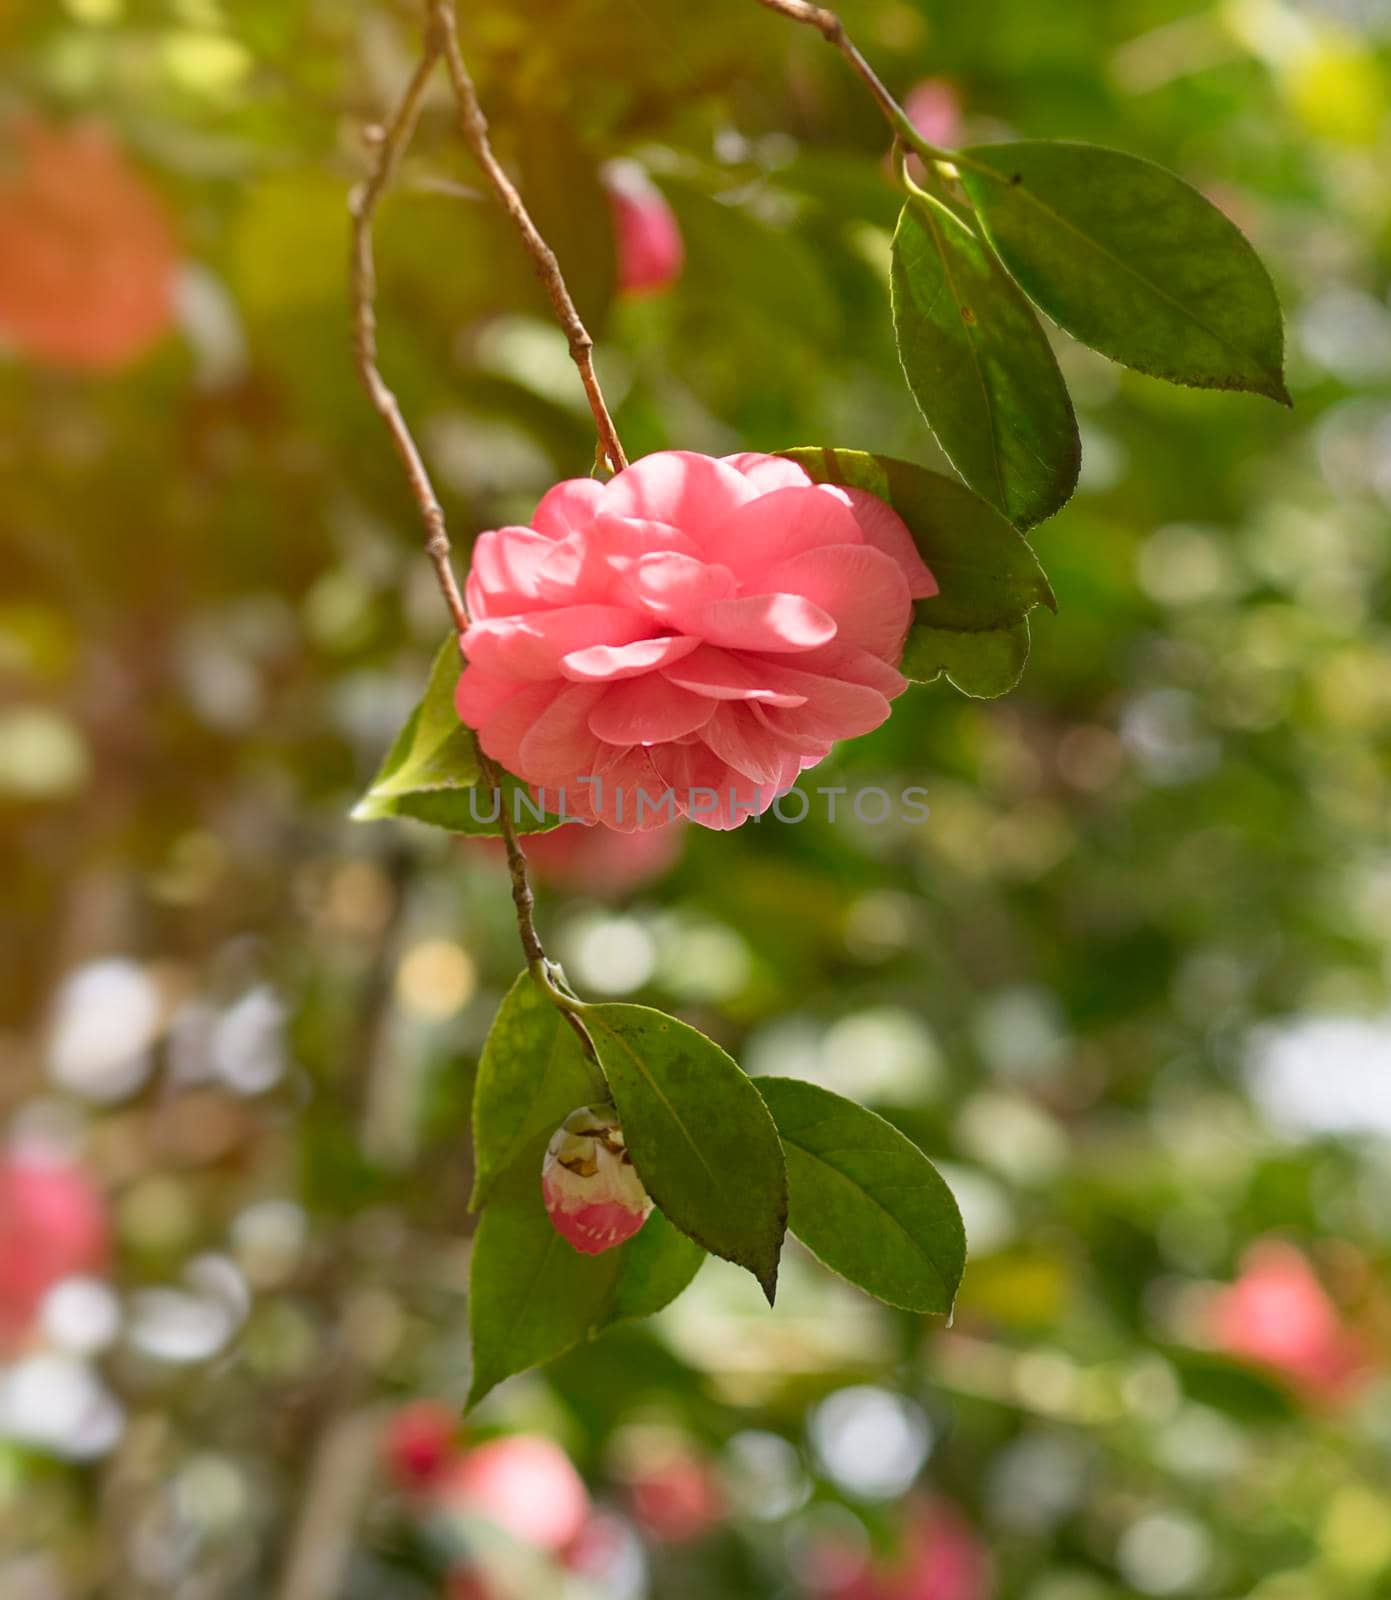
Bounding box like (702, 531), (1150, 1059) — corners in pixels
(750, 0), (949, 160)
(347, 19), (573, 1002)
(348, 37), (470, 635)
(431, 0), (629, 474)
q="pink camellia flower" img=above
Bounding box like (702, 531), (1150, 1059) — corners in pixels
(604, 160), (684, 296)
(542, 1105), (653, 1255)
(1209, 1238), (1372, 1405)
(0, 116), (177, 371)
(457, 450), (936, 831)
(438, 1434), (590, 1553)
(0, 1148), (110, 1353)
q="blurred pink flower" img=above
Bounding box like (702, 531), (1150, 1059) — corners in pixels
(437, 1434), (590, 1552)
(0, 116), (177, 371)
(627, 1448), (725, 1542)
(605, 161), (684, 296)
(457, 450), (935, 830)
(1209, 1238), (1372, 1404)
(0, 1151), (110, 1352)
(903, 80), (963, 151)
(817, 1501), (991, 1600)
(542, 1105), (652, 1255)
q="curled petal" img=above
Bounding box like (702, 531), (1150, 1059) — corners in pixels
(700, 703), (791, 786)
(463, 605), (655, 680)
(690, 593), (837, 654)
(602, 450), (758, 537)
(620, 550), (739, 619)
(535, 515), (699, 606)
(758, 543), (912, 658)
(531, 477), (604, 539)
(703, 485), (864, 581)
(752, 672), (893, 745)
(660, 644), (807, 706)
(466, 526), (557, 618)
(721, 452), (813, 492)
(560, 634), (701, 683)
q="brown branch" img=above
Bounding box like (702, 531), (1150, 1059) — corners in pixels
(347, 22), (561, 988)
(348, 37), (470, 635)
(750, 0), (948, 159)
(431, 0), (629, 474)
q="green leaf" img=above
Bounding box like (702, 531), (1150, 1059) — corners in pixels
(372, 773), (570, 837)
(467, 1163), (704, 1408)
(470, 971), (608, 1211)
(351, 640), (478, 820)
(901, 617), (1031, 699)
(353, 645), (567, 836)
(891, 196), (1079, 529)
(582, 1004), (788, 1303)
(756, 1077), (965, 1314)
(781, 447), (1053, 697)
(956, 141), (1289, 404)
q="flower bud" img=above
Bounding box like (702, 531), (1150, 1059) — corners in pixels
(542, 1105), (652, 1255)
(603, 160), (684, 297)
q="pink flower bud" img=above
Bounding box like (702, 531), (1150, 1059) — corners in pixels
(604, 160), (684, 297)
(542, 1105), (652, 1255)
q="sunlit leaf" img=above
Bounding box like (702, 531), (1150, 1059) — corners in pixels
(757, 1077), (964, 1314)
(583, 1004), (788, 1303)
(891, 195), (1078, 529)
(353, 643), (567, 835)
(901, 616), (1031, 698)
(956, 141), (1289, 403)
(351, 640), (478, 819)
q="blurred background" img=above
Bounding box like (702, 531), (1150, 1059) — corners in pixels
(3, 0), (1391, 1596)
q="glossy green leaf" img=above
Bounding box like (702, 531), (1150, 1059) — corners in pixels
(582, 1004), (788, 1303)
(901, 617), (1031, 699)
(467, 1161), (704, 1408)
(891, 195), (1079, 529)
(469, 971), (607, 1211)
(351, 640), (478, 820)
(781, 447), (1053, 697)
(756, 1077), (965, 1314)
(956, 141), (1289, 403)
(371, 773), (569, 836)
